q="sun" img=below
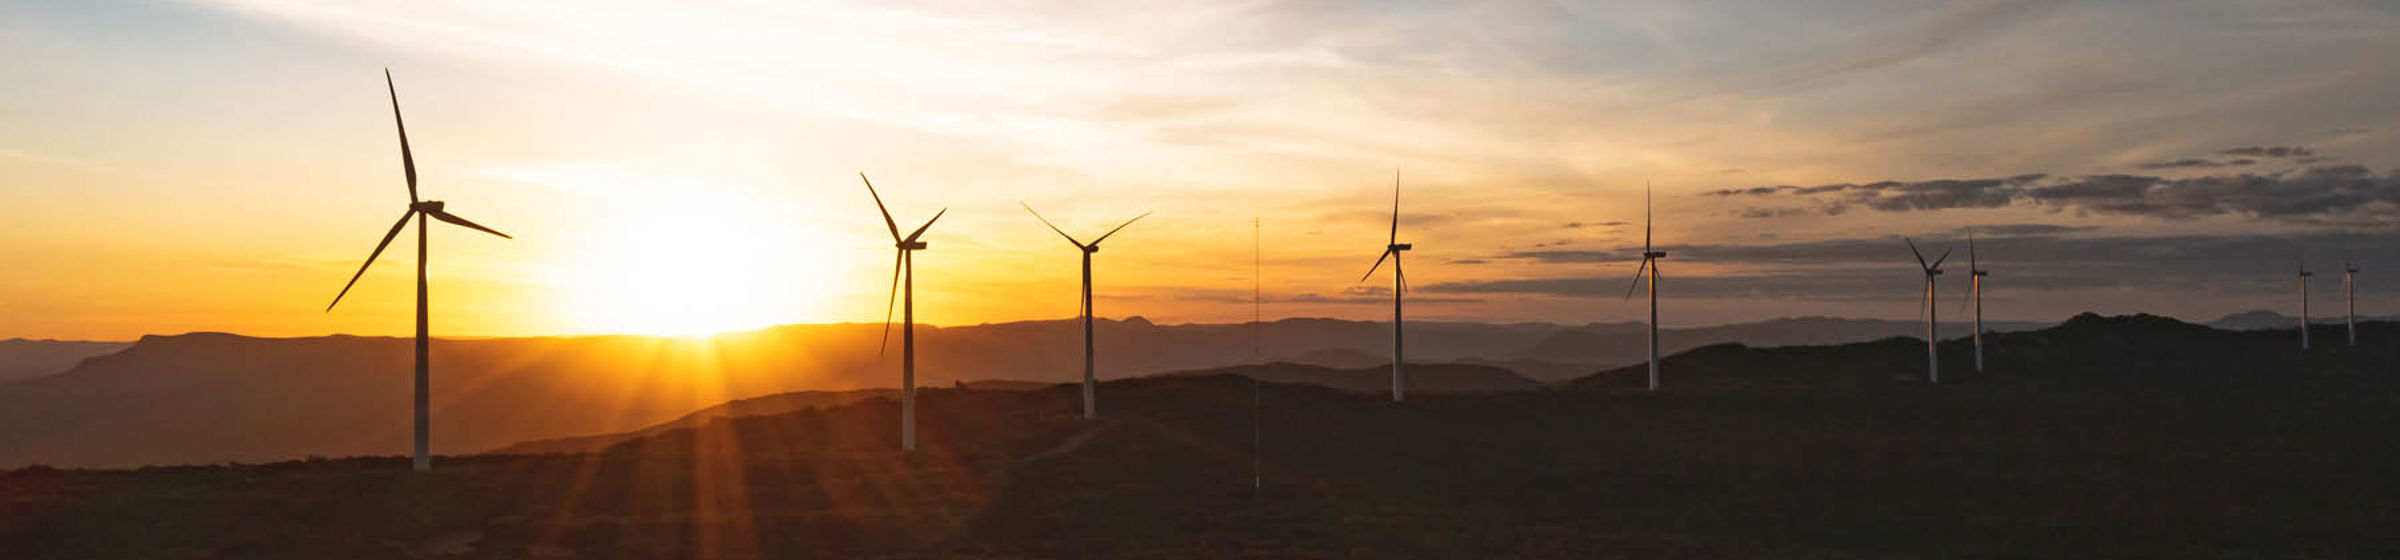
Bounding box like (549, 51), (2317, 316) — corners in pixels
(555, 199), (837, 336)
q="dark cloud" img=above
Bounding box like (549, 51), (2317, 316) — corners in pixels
(1423, 232), (2388, 300)
(1450, 259), (1489, 265)
(1719, 168), (1745, 174)
(2138, 158), (2224, 170)
(2218, 146), (2315, 158)
(2029, 165), (2400, 221)
(1716, 166), (2400, 226)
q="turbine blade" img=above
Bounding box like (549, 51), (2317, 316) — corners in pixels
(1644, 179), (1653, 252)
(1091, 210), (1152, 245)
(1958, 280), (1974, 314)
(1905, 237), (1929, 270)
(860, 173), (901, 241)
(385, 70), (417, 202)
(425, 209), (511, 239)
(1389, 167), (1401, 245)
(1931, 248), (1952, 270)
(1395, 257), (1409, 294)
(1020, 202), (1084, 248)
(903, 208), (947, 243)
(1360, 249), (1393, 283)
(881, 250), (901, 355)
(327, 210), (416, 311)
(1623, 257), (1650, 301)
(1967, 227), (1978, 271)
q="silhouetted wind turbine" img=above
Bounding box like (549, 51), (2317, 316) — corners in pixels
(2299, 259), (2314, 351)
(1359, 169), (1412, 402)
(863, 173), (945, 451)
(1964, 229), (1989, 373)
(2344, 260), (2360, 346)
(1022, 202), (1151, 420)
(1622, 181), (1666, 391)
(1907, 238), (1952, 384)
(326, 70), (513, 473)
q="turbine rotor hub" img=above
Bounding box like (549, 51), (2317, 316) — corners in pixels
(1084, 245), (1100, 254)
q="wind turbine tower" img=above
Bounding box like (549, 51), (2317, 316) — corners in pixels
(1022, 203), (1150, 420)
(1966, 229), (1989, 373)
(2345, 261), (2359, 347)
(1622, 182), (1666, 391)
(1360, 169), (1412, 402)
(2301, 260), (2314, 351)
(863, 173), (945, 451)
(1906, 238), (1953, 384)
(327, 70), (514, 473)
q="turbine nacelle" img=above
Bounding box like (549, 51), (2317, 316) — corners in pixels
(1389, 243), (1413, 252)
(1972, 270), (1989, 277)
(1083, 244), (1101, 254)
(410, 200), (446, 213)
(1644, 251), (1667, 259)
(898, 241), (928, 250)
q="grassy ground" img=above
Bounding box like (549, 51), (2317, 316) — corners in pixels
(4, 369), (2397, 559)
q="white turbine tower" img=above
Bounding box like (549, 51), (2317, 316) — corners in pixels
(1621, 182), (1665, 391)
(1359, 169), (1412, 402)
(862, 173), (945, 451)
(1022, 203), (1151, 420)
(1964, 229), (1989, 373)
(2300, 259), (2314, 351)
(1907, 238), (1953, 384)
(2344, 261), (2359, 347)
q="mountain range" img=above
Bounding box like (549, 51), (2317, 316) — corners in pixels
(0, 313), (2262, 468)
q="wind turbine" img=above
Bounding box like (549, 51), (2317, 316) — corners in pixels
(1621, 181), (1666, 391)
(1021, 202), (1151, 420)
(1906, 238), (1952, 384)
(2345, 260), (2360, 346)
(863, 173), (945, 451)
(1359, 169), (1412, 402)
(326, 70), (513, 473)
(2299, 259), (2314, 351)
(1963, 229), (1989, 373)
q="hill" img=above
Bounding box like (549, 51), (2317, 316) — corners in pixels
(0, 339), (128, 382)
(1572, 313), (2400, 389)
(4, 344), (2396, 558)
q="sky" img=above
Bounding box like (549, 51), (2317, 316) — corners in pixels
(2, 0), (2398, 340)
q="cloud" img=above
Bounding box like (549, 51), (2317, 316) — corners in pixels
(2218, 146), (2315, 158)
(2137, 158), (2225, 170)
(1424, 232), (2389, 300)
(1974, 223), (2097, 236)
(1713, 165), (2400, 226)
(1491, 250), (1627, 264)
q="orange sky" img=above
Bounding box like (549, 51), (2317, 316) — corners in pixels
(4, 0), (2398, 340)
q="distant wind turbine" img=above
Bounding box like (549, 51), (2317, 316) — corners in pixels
(1622, 181), (1666, 391)
(2300, 259), (2314, 351)
(1022, 202), (1151, 420)
(1964, 229), (1989, 373)
(326, 70), (513, 473)
(863, 173), (945, 451)
(1359, 169), (1413, 402)
(1906, 238), (1952, 384)
(2344, 260), (2360, 346)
